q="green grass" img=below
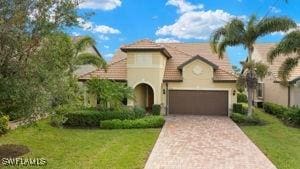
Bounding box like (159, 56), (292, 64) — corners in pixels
(240, 109), (300, 169)
(0, 120), (160, 169)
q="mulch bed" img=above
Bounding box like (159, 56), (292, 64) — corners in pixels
(0, 144), (30, 159)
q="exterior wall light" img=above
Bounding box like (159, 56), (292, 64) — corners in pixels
(163, 89), (166, 94)
(233, 90), (236, 96)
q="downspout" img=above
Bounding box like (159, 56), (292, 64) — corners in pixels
(288, 85), (291, 107)
(166, 82), (169, 115)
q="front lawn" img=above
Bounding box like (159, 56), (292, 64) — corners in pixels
(0, 120), (160, 169)
(240, 109), (300, 169)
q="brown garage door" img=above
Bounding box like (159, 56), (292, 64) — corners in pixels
(168, 90), (228, 115)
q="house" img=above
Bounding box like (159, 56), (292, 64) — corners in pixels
(72, 36), (103, 76)
(251, 43), (300, 107)
(79, 40), (237, 115)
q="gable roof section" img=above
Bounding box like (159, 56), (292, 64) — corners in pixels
(178, 55), (219, 70)
(253, 43), (300, 82)
(120, 39), (172, 58)
(79, 41), (237, 82)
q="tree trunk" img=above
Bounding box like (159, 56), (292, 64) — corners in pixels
(247, 46), (254, 117)
(247, 86), (253, 117)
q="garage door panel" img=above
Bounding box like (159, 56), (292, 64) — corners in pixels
(169, 90), (228, 115)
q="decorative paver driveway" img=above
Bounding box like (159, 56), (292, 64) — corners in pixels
(145, 115), (276, 169)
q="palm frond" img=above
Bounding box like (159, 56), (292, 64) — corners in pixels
(256, 17), (296, 37)
(217, 38), (243, 59)
(75, 53), (107, 69)
(268, 30), (300, 62)
(255, 62), (269, 79)
(210, 27), (226, 54)
(278, 56), (299, 84)
(74, 36), (96, 52)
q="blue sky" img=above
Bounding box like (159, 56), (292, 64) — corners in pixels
(67, 0), (300, 67)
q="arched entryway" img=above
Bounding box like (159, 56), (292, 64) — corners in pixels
(134, 83), (154, 111)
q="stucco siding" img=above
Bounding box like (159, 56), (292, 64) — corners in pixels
(291, 85), (300, 106)
(126, 51), (166, 106)
(263, 79), (288, 106)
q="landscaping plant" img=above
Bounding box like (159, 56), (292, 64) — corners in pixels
(210, 15), (296, 117)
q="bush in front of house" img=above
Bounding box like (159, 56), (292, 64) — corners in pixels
(0, 115), (9, 135)
(232, 103), (247, 114)
(133, 106), (146, 118)
(237, 93), (248, 103)
(263, 102), (300, 126)
(263, 102), (288, 119)
(285, 107), (300, 126)
(230, 113), (263, 125)
(63, 107), (146, 127)
(100, 116), (165, 129)
(152, 104), (161, 115)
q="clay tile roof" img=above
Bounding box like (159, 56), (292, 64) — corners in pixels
(79, 41), (237, 82)
(121, 39), (172, 58)
(253, 43), (300, 82)
(79, 58), (127, 81)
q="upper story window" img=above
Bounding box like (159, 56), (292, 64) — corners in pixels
(135, 53), (152, 65)
(257, 82), (264, 98)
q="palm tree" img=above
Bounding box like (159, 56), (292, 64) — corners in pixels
(71, 36), (107, 73)
(268, 30), (300, 84)
(210, 15), (296, 117)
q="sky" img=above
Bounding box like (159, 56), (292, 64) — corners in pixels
(67, 0), (300, 68)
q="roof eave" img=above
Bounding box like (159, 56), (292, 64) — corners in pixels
(120, 47), (172, 58)
(177, 55), (219, 70)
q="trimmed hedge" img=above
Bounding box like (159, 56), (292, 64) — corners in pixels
(100, 116), (165, 129)
(63, 107), (145, 127)
(0, 116), (9, 135)
(230, 113), (263, 125)
(152, 104), (161, 115)
(263, 102), (300, 126)
(232, 103), (247, 114)
(237, 93), (248, 103)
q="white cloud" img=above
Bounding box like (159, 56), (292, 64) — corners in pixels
(104, 53), (114, 58)
(166, 0), (204, 13)
(156, 10), (238, 40)
(94, 25), (120, 34)
(155, 38), (180, 43)
(77, 18), (120, 35)
(99, 35), (109, 40)
(72, 32), (80, 36)
(79, 0), (121, 10)
(269, 6), (281, 14)
(104, 45), (110, 49)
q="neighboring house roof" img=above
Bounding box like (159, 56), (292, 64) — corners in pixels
(79, 40), (236, 82)
(253, 43), (300, 82)
(72, 36), (103, 77)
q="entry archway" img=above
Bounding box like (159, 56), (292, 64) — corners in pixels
(134, 83), (154, 111)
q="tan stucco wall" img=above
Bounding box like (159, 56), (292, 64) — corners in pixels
(162, 59), (237, 114)
(134, 84), (147, 108)
(126, 51), (167, 106)
(262, 78), (289, 106)
(291, 84), (300, 106)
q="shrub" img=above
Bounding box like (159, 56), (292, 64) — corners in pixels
(230, 113), (263, 125)
(63, 108), (145, 127)
(100, 116), (165, 129)
(263, 102), (288, 119)
(152, 104), (161, 115)
(232, 103), (247, 114)
(282, 106), (300, 126)
(133, 106), (146, 118)
(0, 116), (9, 135)
(237, 93), (247, 103)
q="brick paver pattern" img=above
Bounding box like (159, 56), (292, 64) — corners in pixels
(145, 115), (276, 169)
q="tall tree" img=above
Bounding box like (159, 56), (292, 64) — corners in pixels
(268, 30), (300, 84)
(210, 15), (296, 117)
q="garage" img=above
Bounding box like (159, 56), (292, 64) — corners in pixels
(168, 90), (228, 115)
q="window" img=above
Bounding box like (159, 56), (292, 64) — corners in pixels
(257, 83), (264, 98)
(135, 54), (152, 65)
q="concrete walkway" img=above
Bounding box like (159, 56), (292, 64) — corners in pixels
(145, 115), (276, 169)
